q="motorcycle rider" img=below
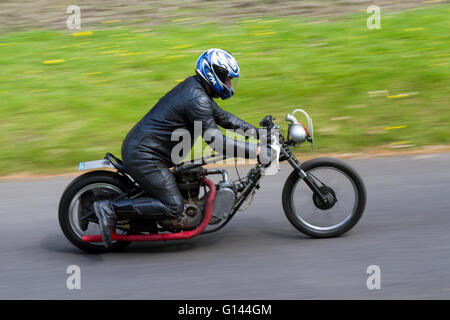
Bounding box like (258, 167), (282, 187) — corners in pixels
(93, 48), (262, 248)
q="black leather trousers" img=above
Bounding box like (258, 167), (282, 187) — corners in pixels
(115, 125), (184, 219)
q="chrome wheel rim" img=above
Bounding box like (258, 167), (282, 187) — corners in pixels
(291, 166), (359, 232)
(68, 183), (124, 246)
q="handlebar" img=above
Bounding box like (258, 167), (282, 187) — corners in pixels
(259, 115), (275, 129)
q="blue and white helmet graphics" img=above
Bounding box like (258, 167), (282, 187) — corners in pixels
(195, 48), (240, 100)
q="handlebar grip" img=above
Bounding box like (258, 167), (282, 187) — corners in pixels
(259, 115), (275, 129)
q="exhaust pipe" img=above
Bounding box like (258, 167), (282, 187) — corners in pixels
(82, 178), (216, 242)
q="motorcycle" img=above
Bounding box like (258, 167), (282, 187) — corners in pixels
(59, 109), (366, 253)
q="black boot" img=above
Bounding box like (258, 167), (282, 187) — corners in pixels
(112, 198), (178, 219)
(93, 200), (118, 249)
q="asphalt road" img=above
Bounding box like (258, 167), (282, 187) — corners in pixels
(1, 153), (450, 299)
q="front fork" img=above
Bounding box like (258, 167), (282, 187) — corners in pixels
(280, 147), (328, 203)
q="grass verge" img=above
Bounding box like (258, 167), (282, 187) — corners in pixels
(0, 5), (449, 175)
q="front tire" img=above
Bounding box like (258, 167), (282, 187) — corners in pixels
(282, 157), (366, 238)
(58, 171), (132, 253)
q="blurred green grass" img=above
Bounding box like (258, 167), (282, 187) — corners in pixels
(0, 5), (449, 175)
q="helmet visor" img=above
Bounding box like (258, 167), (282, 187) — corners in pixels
(213, 64), (239, 94)
(224, 76), (239, 93)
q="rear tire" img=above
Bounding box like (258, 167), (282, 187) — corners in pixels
(58, 171), (132, 253)
(282, 157), (366, 238)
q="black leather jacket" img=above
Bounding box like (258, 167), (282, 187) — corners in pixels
(122, 75), (258, 167)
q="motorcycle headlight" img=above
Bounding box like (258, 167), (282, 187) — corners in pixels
(285, 109), (314, 149)
(289, 123), (308, 144)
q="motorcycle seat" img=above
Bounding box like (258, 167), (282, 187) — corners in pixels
(105, 153), (128, 174)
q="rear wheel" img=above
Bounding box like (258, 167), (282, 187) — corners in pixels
(58, 171), (132, 253)
(282, 158), (366, 238)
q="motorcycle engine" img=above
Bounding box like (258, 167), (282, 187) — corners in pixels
(158, 199), (205, 231)
(158, 167), (205, 231)
(158, 168), (237, 231)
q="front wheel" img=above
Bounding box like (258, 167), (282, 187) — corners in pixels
(282, 157), (366, 238)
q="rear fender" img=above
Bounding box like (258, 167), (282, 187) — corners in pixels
(73, 170), (136, 194)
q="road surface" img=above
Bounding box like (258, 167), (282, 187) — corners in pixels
(1, 153), (450, 299)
